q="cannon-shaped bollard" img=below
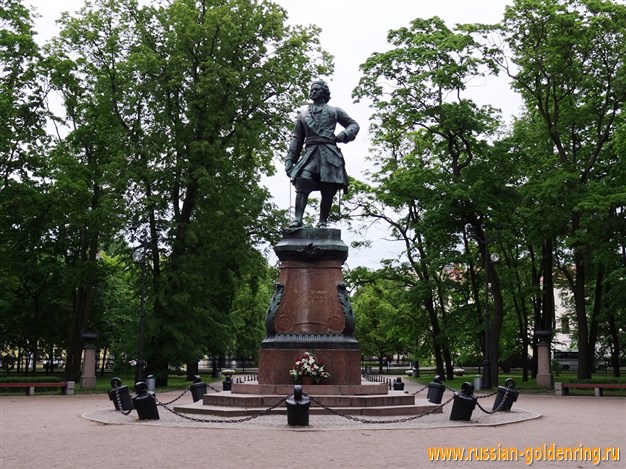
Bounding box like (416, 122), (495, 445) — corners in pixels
(392, 377), (405, 391)
(108, 377), (133, 411)
(450, 382), (476, 421)
(190, 375), (208, 402)
(492, 378), (519, 411)
(427, 375), (445, 404)
(286, 385), (310, 426)
(132, 382), (159, 420)
(222, 376), (232, 391)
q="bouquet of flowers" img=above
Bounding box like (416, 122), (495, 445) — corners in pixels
(289, 351), (331, 383)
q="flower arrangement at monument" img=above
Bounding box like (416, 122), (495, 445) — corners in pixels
(289, 351), (331, 384)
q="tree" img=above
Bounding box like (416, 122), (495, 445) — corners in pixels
(49, 0), (332, 384)
(351, 276), (405, 373)
(351, 16), (509, 383)
(228, 253), (275, 366)
(0, 0), (62, 371)
(471, 0), (626, 378)
(45, 0), (132, 380)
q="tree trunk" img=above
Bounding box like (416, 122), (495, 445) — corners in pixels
(424, 295), (446, 379)
(100, 347), (108, 376)
(488, 261), (503, 388)
(607, 313), (621, 378)
(588, 266), (604, 371)
(463, 231), (484, 361)
(144, 206), (167, 386)
(65, 284), (95, 381)
(574, 247), (592, 379)
(541, 239), (555, 332)
(529, 243), (542, 379)
(186, 361), (199, 381)
(64, 219), (99, 382)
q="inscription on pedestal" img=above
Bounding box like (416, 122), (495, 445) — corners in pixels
(273, 262), (346, 334)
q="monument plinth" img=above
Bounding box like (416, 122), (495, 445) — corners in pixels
(258, 227), (361, 385)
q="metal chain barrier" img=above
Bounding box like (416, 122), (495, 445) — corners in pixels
(308, 394), (455, 425)
(113, 385), (133, 416)
(443, 382), (498, 399)
(156, 395), (289, 424)
(412, 383), (429, 395)
(206, 383), (222, 393)
(444, 382), (457, 393)
(156, 386), (191, 406)
(111, 377), (515, 425)
(475, 390), (499, 399)
(475, 386), (511, 414)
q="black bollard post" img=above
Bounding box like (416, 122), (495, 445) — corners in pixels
(132, 382), (159, 420)
(449, 382), (477, 421)
(108, 377), (133, 411)
(222, 376), (232, 391)
(492, 378), (519, 411)
(393, 377), (405, 391)
(286, 385), (311, 426)
(190, 375), (208, 403)
(427, 375), (446, 404)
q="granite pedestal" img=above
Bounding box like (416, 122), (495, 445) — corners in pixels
(258, 227), (361, 385)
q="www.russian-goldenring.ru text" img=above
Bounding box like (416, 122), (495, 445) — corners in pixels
(427, 443), (620, 465)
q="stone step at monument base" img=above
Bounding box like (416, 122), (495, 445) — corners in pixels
(203, 389), (415, 408)
(231, 381), (389, 396)
(173, 396), (440, 418)
(171, 380), (442, 417)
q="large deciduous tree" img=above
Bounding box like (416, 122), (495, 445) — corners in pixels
(49, 0), (331, 383)
(351, 17), (508, 383)
(471, 0), (626, 378)
(0, 0), (60, 372)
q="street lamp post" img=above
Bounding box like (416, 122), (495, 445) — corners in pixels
(133, 249), (147, 384)
(466, 224), (498, 389)
(482, 247), (499, 389)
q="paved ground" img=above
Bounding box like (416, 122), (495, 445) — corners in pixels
(1, 378), (624, 468)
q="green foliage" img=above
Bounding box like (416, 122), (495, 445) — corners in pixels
(2, 0), (624, 386)
(492, 0), (626, 379)
(350, 0), (626, 383)
(0, 0), (332, 384)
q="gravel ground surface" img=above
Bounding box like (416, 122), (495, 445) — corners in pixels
(1, 377), (624, 468)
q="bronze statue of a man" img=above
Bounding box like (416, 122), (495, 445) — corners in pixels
(285, 79), (359, 228)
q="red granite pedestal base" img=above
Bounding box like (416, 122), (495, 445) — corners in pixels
(258, 348), (361, 385)
(259, 228), (362, 386)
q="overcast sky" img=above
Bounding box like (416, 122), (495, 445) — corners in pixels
(27, 0), (520, 268)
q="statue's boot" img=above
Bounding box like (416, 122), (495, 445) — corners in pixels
(289, 191), (308, 228)
(317, 186), (337, 228)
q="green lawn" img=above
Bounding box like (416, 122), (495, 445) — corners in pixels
(0, 371), (227, 396)
(2, 368), (625, 397)
(407, 370), (626, 396)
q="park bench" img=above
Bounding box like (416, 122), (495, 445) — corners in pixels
(0, 381), (74, 396)
(555, 382), (626, 397)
